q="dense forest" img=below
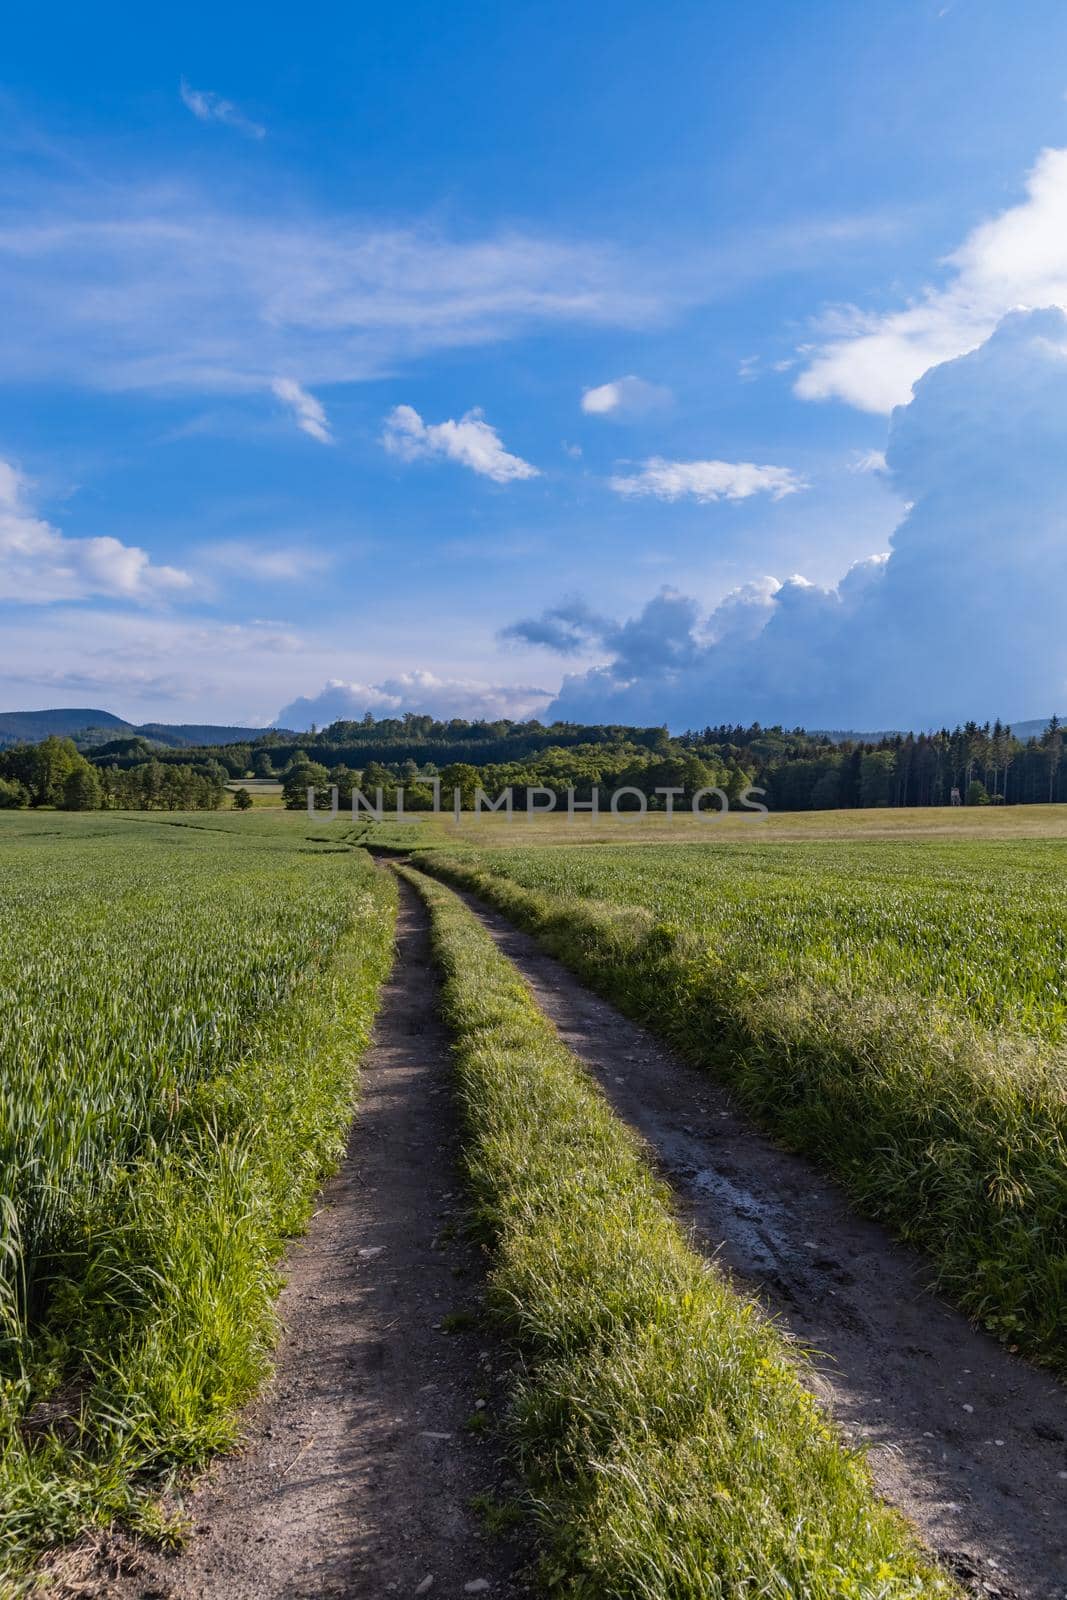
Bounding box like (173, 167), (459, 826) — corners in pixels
(1, 715), (1064, 812)
(0, 737), (228, 811)
(273, 717), (1065, 812)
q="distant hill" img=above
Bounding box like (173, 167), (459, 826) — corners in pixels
(135, 722), (278, 748)
(817, 715), (1064, 744)
(0, 708), (130, 745)
(1007, 716), (1065, 741)
(0, 707), (274, 749)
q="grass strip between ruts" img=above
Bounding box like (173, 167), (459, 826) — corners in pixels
(401, 864), (954, 1600)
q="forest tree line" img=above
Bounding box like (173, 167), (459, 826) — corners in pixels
(2, 715), (1065, 813)
(0, 737), (228, 811)
(279, 717), (1067, 812)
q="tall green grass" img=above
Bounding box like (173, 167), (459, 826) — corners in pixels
(403, 865), (954, 1599)
(416, 842), (1067, 1370)
(0, 813), (395, 1580)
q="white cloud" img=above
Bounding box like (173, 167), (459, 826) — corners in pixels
(548, 309), (1067, 729)
(204, 540), (334, 582)
(270, 377), (333, 443)
(179, 80), (266, 139)
(797, 146), (1067, 412)
(702, 575), (783, 644)
(277, 671), (551, 728)
(0, 132), (919, 424)
(850, 449), (888, 474)
(580, 374), (672, 418)
(0, 602), (549, 728)
(609, 457), (805, 503)
(0, 461), (192, 604)
(382, 405), (539, 483)
(0, 173), (662, 402)
(0, 608), (306, 724)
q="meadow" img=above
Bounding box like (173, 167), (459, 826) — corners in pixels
(4, 800), (1065, 1591)
(0, 810), (395, 1577)
(406, 812), (1067, 1368)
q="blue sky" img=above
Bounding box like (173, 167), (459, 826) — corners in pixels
(4, 0), (1067, 729)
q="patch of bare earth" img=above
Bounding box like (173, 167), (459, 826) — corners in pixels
(446, 881), (1067, 1600)
(49, 879), (529, 1600)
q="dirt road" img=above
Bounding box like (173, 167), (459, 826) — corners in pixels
(56, 866), (1067, 1600)
(75, 880), (528, 1600)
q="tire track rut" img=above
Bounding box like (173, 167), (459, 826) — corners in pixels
(443, 878), (1067, 1600)
(76, 879), (528, 1600)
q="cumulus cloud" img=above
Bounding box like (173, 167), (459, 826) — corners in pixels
(797, 146), (1067, 412)
(540, 309), (1067, 729)
(179, 80), (266, 139)
(701, 575), (784, 644)
(609, 456), (805, 503)
(270, 377), (333, 443)
(504, 581), (790, 672)
(382, 405), (538, 483)
(580, 375), (672, 418)
(0, 461), (192, 604)
(277, 671), (551, 728)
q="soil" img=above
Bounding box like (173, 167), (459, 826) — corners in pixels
(444, 879), (1067, 1600)
(55, 879), (530, 1600)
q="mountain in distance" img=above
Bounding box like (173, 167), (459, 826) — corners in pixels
(1007, 716), (1066, 741)
(0, 707), (278, 749)
(0, 708), (130, 745)
(816, 715), (1064, 745)
(136, 721), (286, 747)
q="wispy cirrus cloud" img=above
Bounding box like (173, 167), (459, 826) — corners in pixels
(0, 127), (909, 415)
(382, 405), (539, 483)
(0, 460), (192, 604)
(179, 79), (266, 139)
(0, 607), (304, 723)
(203, 540), (334, 583)
(0, 172), (663, 404)
(850, 448), (888, 474)
(270, 377), (333, 443)
(609, 456), (805, 503)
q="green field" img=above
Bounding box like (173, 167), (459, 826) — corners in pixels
(431, 835), (1067, 1038)
(409, 817), (1067, 1368)
(0, 810), (395, 1575)
(4, 802), (1065, 1589)
(373, 798), (1067, 846)
(407, 866), (952, 1598)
